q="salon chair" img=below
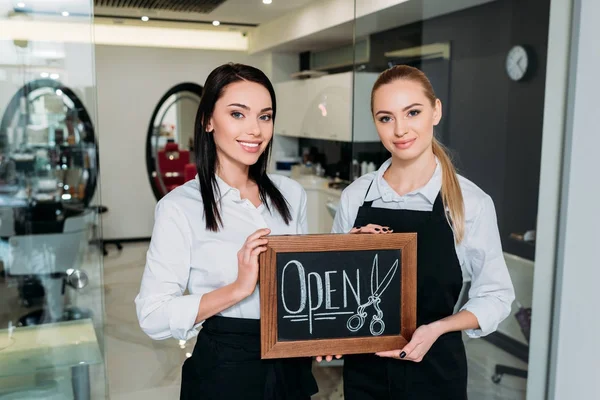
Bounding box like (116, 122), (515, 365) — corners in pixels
(2, 201), (91, 326)
(184, 163), (196, 182)
(492, 303), (530, 383)
(156, 140), (189, 193)
(90, 205), (122, 256)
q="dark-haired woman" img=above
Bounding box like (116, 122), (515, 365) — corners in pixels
(135, 63), (318, 400)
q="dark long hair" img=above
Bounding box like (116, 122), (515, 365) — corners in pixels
(194, 63), (291, 231)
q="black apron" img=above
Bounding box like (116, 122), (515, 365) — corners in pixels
(180, 316), (318, 400)
(343, 182), (468, 400)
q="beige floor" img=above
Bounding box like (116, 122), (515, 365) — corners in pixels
(0, 241), (527, 399)
(103, 242), (527, 400)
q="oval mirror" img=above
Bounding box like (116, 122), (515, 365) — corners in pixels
(0, 79), (98, 207)
(146, 83), (203, 200)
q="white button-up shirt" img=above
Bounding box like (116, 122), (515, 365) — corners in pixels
(332, 158), (515, 338)
(135, 175), (307, 341)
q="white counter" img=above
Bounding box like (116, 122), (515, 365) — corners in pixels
(292, 176), (343, 234)
(0, 318), (102, 378)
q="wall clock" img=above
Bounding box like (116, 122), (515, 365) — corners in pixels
(506, 45), (530, 81)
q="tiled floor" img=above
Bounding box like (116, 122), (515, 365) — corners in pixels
(0, 241), (528, 399)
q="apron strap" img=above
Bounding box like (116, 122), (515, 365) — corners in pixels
(432, 191), (454, 229)
(361, 179), (376, 207)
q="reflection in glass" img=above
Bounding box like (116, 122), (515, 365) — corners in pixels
(146, 83), (202, 200)
(0, 77), (104, 396)
(1, 0), (105, 395)
(0, 79), (98, 208)
(0, 79), (98, 326)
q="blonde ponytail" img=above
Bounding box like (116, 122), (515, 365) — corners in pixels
(432, 138), (465, 243)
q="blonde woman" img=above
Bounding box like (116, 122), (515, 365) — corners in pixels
(330, 65), (515, 399)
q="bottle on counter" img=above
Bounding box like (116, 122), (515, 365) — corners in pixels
(367, 162), (376, 173)
(315, 163), (325, 177)
(361, 161), (368, 176)
(351, 159), (360, 181)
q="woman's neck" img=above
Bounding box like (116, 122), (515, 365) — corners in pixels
(384, 150), (437, 196)
(216, 156), (252, 192)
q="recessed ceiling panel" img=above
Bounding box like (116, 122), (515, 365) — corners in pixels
(94, 0), (227, 14)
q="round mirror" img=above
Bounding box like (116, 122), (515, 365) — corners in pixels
(146, 83), (203, 200)
(0, 79), (98, 207)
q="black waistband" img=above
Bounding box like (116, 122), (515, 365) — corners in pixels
(203, 315), (260, 335)
(202, 316), (261, 348)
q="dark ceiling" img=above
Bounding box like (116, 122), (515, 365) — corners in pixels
(94, 0), (227, 13)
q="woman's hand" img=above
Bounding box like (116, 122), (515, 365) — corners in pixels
(315, 355), (342, 363)
(234, 228), (271, 298)
(349, 224), (393, 234)
(376, 323), (442, 362)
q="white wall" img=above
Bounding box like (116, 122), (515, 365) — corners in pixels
(548, 0), (600, 398)
(95, 45), (272, 239)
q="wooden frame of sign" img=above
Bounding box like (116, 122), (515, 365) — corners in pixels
(259, 233), (417, 359)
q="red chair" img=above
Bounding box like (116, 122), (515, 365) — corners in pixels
(184, 163), (196, 182)
(156, 141), (189, 194)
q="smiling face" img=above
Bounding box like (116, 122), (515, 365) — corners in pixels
(372, 79), (442, 164)
(205, 80), (274, 170)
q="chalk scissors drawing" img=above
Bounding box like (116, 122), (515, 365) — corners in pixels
(346, 254), (399, 336)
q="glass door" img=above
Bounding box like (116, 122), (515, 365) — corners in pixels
(351, 0), (556, 398)
(0, 1), (106, 398)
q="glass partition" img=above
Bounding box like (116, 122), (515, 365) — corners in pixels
(351, 0), (551, 398)
(0, 1), (106, 398)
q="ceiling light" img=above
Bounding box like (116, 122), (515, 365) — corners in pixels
(50, 73), (59, 79)
(141, 16), (149, 22)
(263, 0), (273, 4)
(212, 20), (220, 26)
(40, 72), (49, 78)
(62, 11), (69, 17)
(55, 89), (63, 96)
(17, 2), (25, 8)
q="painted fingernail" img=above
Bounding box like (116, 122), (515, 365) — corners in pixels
(374, 228), (381, 232)
(399, 351), (406, 359)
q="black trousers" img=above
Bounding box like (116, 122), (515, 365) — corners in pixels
(180, 316), (318, 400)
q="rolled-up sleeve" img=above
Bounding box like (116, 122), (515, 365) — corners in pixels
(461, 195), (515, 338)
(135, 199), (202, 341)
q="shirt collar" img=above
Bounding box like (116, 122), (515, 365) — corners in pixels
(194, 174), (237, 201)
(214, 174), (269, 209)
(365, 157), (441, 204)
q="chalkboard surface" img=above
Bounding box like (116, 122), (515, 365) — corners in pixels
(276, 249), (401, 341)
(259, 233), (416, 359)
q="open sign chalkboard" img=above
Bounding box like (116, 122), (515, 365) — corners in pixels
(259, 233), (417, 359)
